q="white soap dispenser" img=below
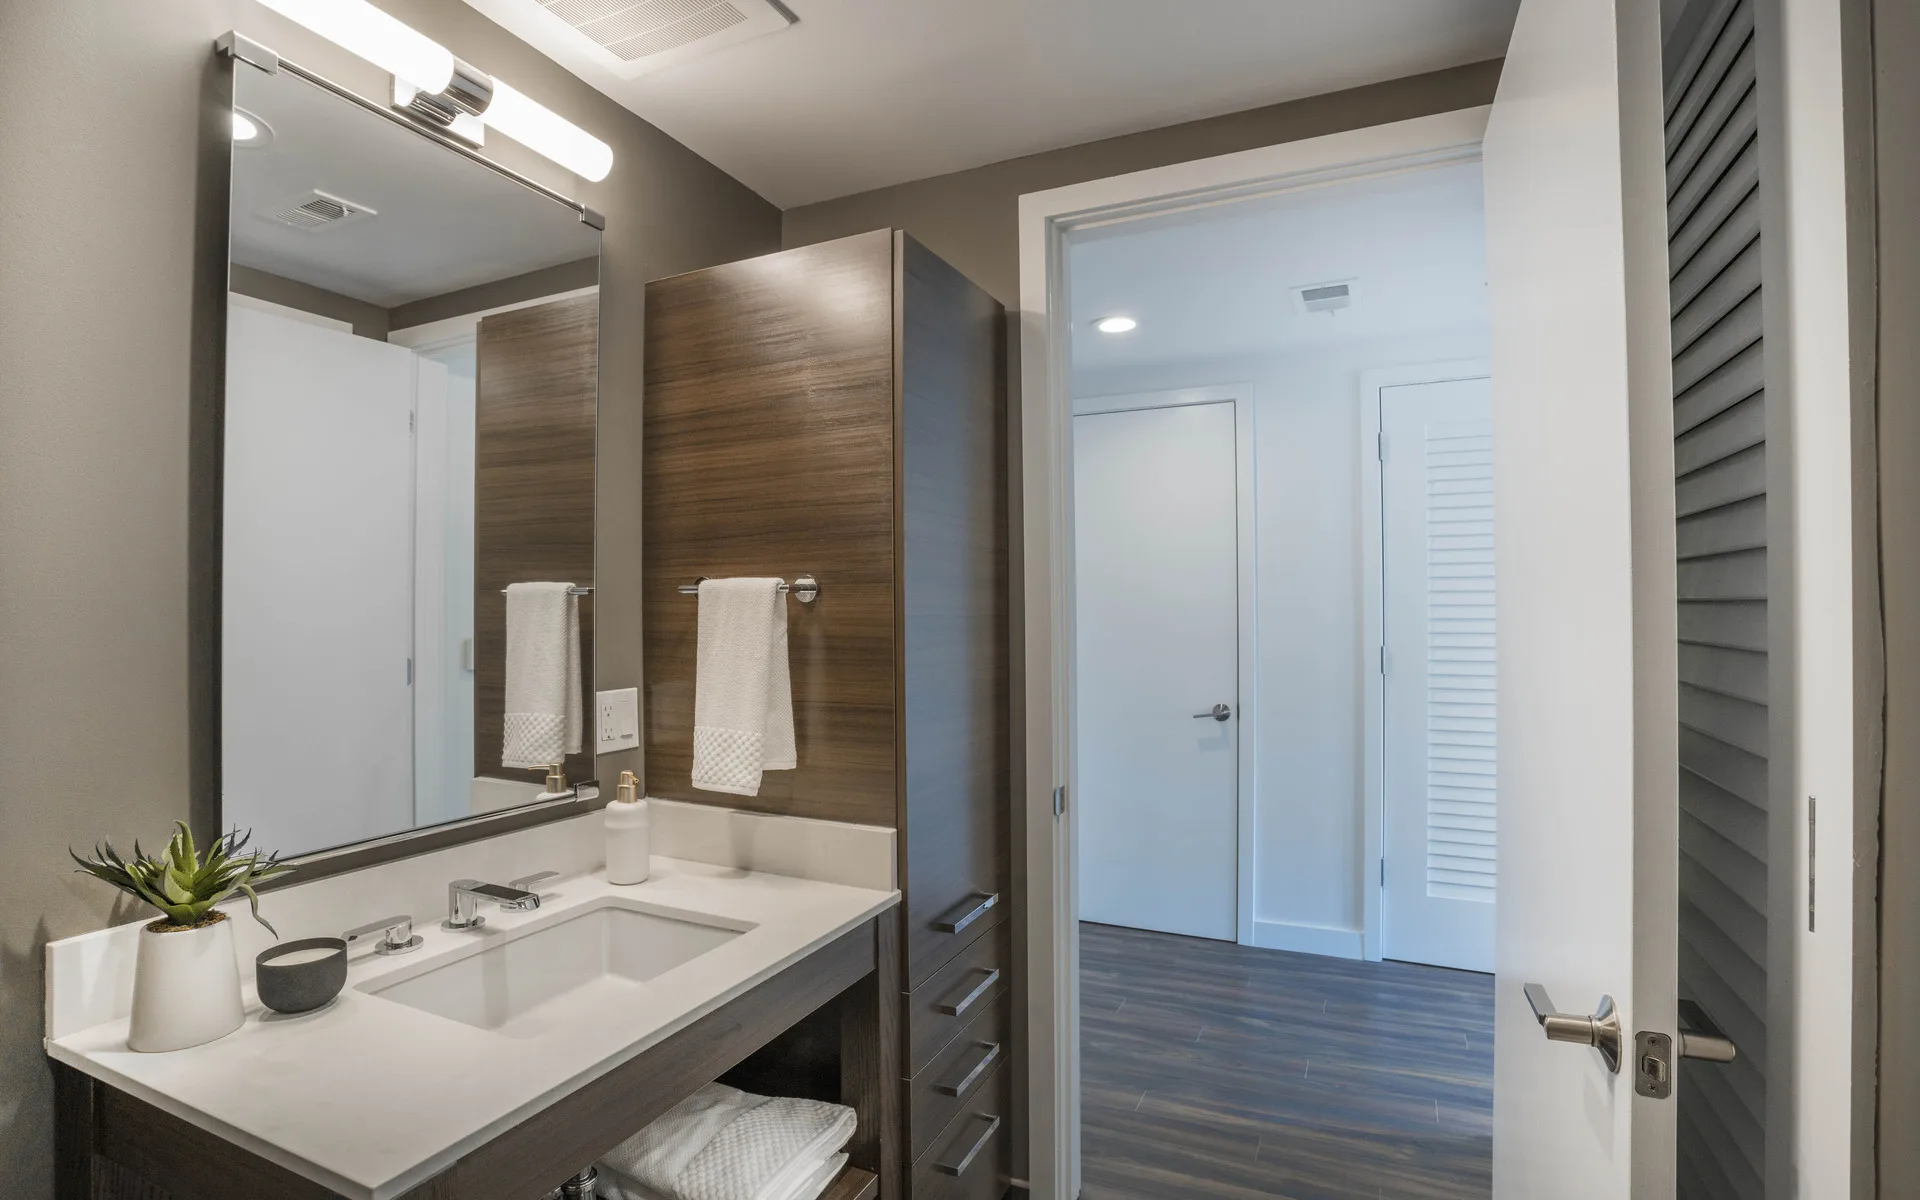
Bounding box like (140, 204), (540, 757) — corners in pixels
(605, 770), (651, 885)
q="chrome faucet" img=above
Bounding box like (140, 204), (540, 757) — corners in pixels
(443, 871), (554, 931)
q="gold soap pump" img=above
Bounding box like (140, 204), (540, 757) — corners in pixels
(605, 770), (651, 884)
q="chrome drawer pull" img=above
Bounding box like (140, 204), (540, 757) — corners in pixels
(934, 1041), (1002, 1097)
(936, 967), (1002, 1018)
(932, 1114), (1002, 1177)
(933, 892), (999, 935)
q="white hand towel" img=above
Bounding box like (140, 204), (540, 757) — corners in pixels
(501, 582), (582, 769)
(692, 579), (796, 796)
(597, 1083), (856, 1200)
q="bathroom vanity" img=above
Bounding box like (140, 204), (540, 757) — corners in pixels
(49, 855), (897, 1199)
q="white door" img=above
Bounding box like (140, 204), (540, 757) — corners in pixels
(1073, 401), (1240, 941)
(223, 305), (419, 855)
(1381, 377), (1497, 973)
(1487, 0), (1678, 1194)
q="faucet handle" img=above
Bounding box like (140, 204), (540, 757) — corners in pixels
(510, 870), (559, 894)
(343, 914), (421, 956)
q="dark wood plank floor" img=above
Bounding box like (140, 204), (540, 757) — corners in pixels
(1080, 922), (1493, 1200)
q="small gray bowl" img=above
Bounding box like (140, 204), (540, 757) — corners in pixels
(256, 937), (348, 1014)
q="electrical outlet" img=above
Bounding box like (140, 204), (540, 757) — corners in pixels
(597, 688), (639, 753)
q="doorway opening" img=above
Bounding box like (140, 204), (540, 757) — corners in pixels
(1063, 156), (1497, 1196)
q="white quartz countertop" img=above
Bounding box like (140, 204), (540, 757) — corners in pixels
(46, 858), (898, 1200)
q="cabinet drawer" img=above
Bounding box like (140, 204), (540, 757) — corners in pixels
(907, 919), (1010, 1077)
(909, 1061), (1010, 1200)
(908, 997), (1008, 1162)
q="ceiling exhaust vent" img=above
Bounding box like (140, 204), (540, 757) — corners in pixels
(534, 0), (795, 77)
(268, 190), (377, 232)
(1295, 280), (1356, 315)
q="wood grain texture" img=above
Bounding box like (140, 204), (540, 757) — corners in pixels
(908, 1062), (1011, 1200)
(907, 999), (1008, 1162)
(91, 1079), (339, 1200)
(643, 231), (899, 824)
(841, 909), (901, 1195)
(906, 918), (1011, 1080)
(474, 294), (599, 788)
(822, 1166), (881, 1200)
(895, 235), (1010, 988)
(1079, 922), (1493, 1200)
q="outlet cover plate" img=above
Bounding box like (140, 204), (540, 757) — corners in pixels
(597, 688), (639, 753)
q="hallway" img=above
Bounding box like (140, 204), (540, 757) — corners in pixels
(1080, 922), (1494, 1199)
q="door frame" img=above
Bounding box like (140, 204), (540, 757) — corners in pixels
(1016, 106), (1491, 1200)
(1074, 385), (1260, 944)
(1358, 359), (1493, 964)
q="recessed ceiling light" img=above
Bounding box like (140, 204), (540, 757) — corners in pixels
(1095, 316), (1137, 334)
(231, 109), (271, 147)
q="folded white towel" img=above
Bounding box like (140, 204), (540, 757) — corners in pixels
(598, 1154), (847, 1200)
(691, 579), (796, 796)
(597, 1083), (855, 1200)
(501, 582), (582, 769)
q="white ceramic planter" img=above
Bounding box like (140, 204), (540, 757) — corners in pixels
(128, 914), (245, 1053)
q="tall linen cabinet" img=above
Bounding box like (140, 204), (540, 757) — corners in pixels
(643, 230), (1012, 1200)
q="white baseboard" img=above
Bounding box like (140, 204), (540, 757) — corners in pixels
(1249, 919), (1365, 960)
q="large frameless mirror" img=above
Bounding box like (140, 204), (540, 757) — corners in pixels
(222, 56), (601, 862)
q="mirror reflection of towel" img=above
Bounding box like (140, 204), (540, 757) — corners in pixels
(692, 578), (796, 796)
(502, 582), (581, 769)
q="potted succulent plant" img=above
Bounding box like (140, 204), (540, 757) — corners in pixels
(72, 823), (291, 1052)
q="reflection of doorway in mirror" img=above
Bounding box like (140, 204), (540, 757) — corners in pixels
(412, 341), (478, 828)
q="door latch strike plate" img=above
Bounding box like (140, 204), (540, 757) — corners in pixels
(1635, 1031), (1673, 1099)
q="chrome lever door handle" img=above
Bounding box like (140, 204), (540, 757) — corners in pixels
(1677, 999), (1737, 1063)
(1192, 703), (1232, 722)
(1524, 983), (1623, 1073)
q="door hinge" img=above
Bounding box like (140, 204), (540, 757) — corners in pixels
(1380, 857), (1386, 887)
(1379, 645), (1390, 675)
(1808, 797), (1817, 932)
(1053, 784), (1067, 818)
(405, 657), (414, 685)
(409, 410), (416, 432)
(1377, 431), (1388, 462)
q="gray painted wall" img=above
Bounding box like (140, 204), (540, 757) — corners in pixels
(781, 59), (1504, 306)
(0, 2), (779, 1193)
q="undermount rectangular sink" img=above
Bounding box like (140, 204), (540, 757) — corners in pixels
(365, 901), (748, 1037)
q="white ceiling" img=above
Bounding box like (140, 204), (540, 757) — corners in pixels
(1068, 160), (1490, 374)
(231, 67), (599, 308)
(462, 0), (1519, 208)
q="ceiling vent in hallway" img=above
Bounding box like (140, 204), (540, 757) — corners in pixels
(267, 190), (377, 232)
(533, 0), (795, 77)
(1295, 280), (1356, 315)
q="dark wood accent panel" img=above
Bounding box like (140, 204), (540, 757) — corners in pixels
(86, 1077), (339, 1200)
(474, 294), (599, 788)
(907, 918), (1010, 1077)
(823, 1165), (881, 1200)
(1079, 921), (1492, 1199)
(908, 1063), (1011, 1200)
(843, 907), (902, 1196)
(441, 920), (876, 1200)
(908, 999), (1009, 1162)
(896, 236), (1010, 988)
(643, 231), (899, 825)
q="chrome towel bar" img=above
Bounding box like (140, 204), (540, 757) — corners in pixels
(677, 574), (819, 604)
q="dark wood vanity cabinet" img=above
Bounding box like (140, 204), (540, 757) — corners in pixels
(644, 230), (1012, 1200)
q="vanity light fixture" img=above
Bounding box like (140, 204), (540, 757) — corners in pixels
(256, 0), (456, 93)
(255, 0), (614, 182)
(1095, 316), (1138, 334)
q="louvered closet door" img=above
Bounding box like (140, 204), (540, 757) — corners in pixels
(1667, 0), (1769, 1195)
(1380, 377), (1495, 973)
